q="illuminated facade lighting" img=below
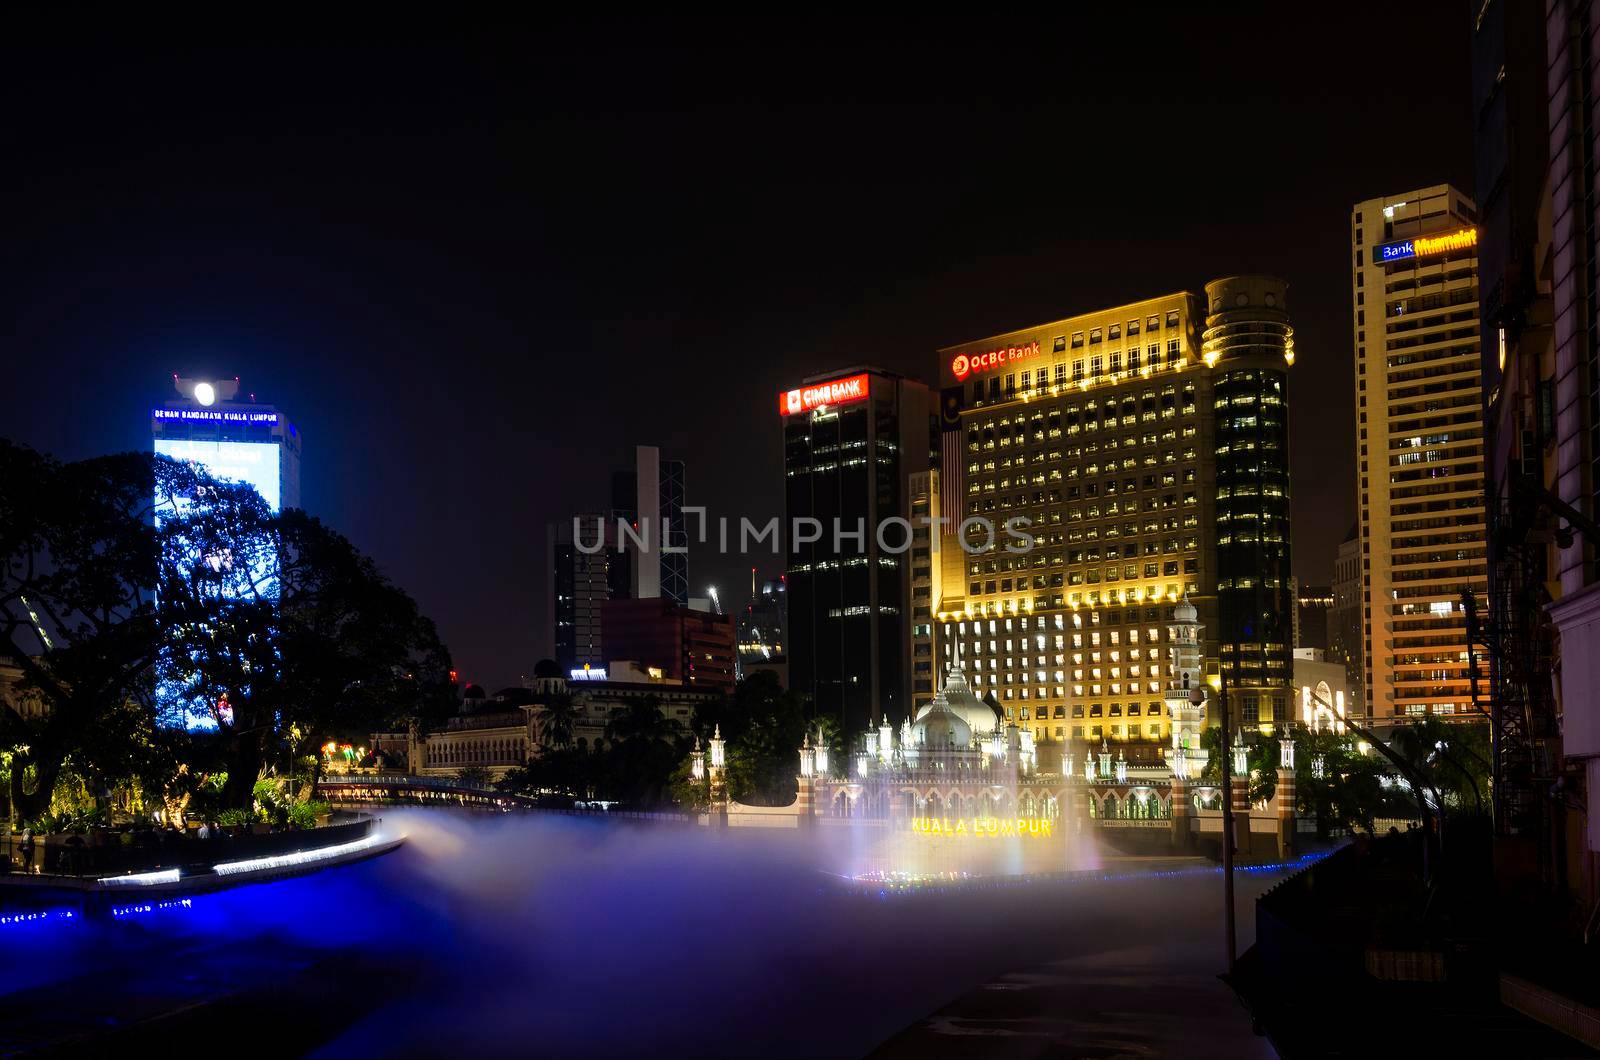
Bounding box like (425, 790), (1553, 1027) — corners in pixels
(934, 281), (1295, 753)
(1350, 186), (1485, 724)
(98, 867), (182, 887)
(213, 834), (387, 876)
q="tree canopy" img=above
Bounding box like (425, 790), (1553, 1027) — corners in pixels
(0, 440), (454, 823)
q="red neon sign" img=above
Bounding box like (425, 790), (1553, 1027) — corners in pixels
(780, 372), (870, 416)
(951, 340), (1042, 380)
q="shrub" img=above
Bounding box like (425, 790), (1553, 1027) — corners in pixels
(216, 808), (252, 828)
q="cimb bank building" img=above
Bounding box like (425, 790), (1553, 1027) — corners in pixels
(780, 369), (936, 738)
(931, 279), (1297, 761)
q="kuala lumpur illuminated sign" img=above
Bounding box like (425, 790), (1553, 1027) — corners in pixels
(1372, 225), (1477, 264)
(909, 816), (1055, 838)
(152, 408), (279, 425)
(780, 372), (870, 416)
(950, 340), (1042, 381)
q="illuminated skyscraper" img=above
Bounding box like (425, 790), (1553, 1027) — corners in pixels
(1349, 185), (1486, 725)
(781, 368), (935, 735)
(150, 375), (301, 729)
(1204, 276), (1297, 730)
(934, 279), (1295, 756)
(151, 376), (301, 516)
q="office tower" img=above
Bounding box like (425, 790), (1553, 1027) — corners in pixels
(1296, 583), (1332, 653)
(1472, 0), (1599, 913)
(935, 280), (1294, 752)
(152, 376), (301, 515)
(781, 368), (935, 735)
(610, 445), (688, 604)
(736, 575), (788, 686)
(909, 469), (942, 712)
(1205, 276), (1297, 726)
(1350, 185), (1486, 725)
(599, 596), (736, 694)
(150, 375), (301, 729)
(1329, 526), (1364, 715)
(550, 445), (689, 670)
(550, 514), (616, 674)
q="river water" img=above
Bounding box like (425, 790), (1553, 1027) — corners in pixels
(0, 809), (1291, 1056)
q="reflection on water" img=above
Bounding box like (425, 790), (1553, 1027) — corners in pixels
(0, 810), (1301, 1056)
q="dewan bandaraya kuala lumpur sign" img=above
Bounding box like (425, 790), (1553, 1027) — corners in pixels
(780, 372), (870, 416)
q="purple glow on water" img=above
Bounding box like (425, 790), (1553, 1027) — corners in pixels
(0, 812), (1323, 1055)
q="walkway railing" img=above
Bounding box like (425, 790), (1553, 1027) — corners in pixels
(321, 772), (502, 794)
(316, 774), (693, 823)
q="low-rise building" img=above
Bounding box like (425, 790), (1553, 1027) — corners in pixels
(370, 659), (722, 781)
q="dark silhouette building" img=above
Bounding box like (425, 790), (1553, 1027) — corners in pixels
(781, 368), (935, 735)
(600, 596), (735, 694)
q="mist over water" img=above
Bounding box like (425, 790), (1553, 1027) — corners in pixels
(3, 810), (1284, 1056)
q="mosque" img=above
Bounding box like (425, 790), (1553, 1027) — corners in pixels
(777, 596), (1302, 865)
(813, 596), (1212, 822)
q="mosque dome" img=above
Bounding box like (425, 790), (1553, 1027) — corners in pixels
(912, 700), (972, 750)
(915, 666), (1002, 738)
(532, 658), (563, 679)
(1174, 592), (1198, 624)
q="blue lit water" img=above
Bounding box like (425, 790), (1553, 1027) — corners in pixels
(0, 810), (1307, 1056)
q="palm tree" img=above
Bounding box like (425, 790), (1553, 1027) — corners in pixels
(604, 696), (672, 747)
(534, 692), (579, 750)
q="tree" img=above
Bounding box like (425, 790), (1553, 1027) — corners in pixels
(601, 696), (684, 807)
(273, 510), (456, 773)
(1290, 726), (1392, 837)
(156, 480), (454, 809)
(533, 691), (579, 750)
(0, 442), (182, 825)
(715, 671), (810, 805)
(604, 696), (673, 746)
(1200, 724), (1397, 836)
(455, 764), (492, 789)
(1388, 717), (1490, 818)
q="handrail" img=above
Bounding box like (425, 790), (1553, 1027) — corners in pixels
(319, 772), (501, 794)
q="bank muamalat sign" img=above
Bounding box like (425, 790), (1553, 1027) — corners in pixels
(910, 816), (1055, 838)
(1373, 225), (1477, 264)
(950, 340), (1042, 381)
(780, 372), (870, 416)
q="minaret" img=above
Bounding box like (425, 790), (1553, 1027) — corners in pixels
(1164, 594), (1208, 767)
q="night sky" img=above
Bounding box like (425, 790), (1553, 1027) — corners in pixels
(3, 11), (1473, 688)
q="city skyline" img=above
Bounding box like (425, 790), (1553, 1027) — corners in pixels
(8, 9), (1600, 1057)
(0, 12), (1475, 686)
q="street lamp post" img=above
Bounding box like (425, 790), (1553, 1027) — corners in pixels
(1219, 647), (1236, 978)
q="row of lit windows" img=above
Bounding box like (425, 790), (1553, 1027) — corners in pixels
(1013, 701), (1171, 721)
(966, 339), (1187, 403)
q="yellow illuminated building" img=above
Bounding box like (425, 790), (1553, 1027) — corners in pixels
(936, 294), (1201, 757)
(1349, 185), (1486, 724)
(933, 281), (1296, 760)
